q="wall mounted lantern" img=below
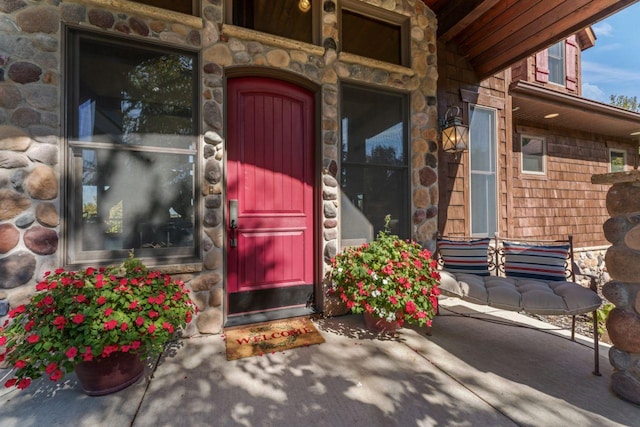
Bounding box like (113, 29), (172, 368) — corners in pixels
(441, 106), (469, 155)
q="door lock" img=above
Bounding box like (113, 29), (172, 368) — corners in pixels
(229, 199), (238, 248)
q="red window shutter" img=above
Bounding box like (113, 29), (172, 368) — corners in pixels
(565, 36), (578, 91)
(535, 50), (549, 83)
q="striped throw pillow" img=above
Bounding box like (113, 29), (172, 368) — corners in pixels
(503, 241), (569, 281)
(438, 238), (491, 276)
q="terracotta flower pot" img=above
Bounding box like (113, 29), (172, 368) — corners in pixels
(74, 351), (144, 396)
(363, 311), (399, 332)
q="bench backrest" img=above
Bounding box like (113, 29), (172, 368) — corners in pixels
(437, 234), (575, 282)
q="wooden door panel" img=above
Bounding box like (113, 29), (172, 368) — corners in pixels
(227, 77), (315, 296)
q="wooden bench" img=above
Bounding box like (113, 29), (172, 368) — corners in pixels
(436, 234), (602, 375)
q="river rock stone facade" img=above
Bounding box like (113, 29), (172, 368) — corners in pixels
(597, 174), (640, 404)
(0, 0), (438, 332)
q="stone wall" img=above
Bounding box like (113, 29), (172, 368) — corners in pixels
(597, 178), (640, 404)
(0, 0), (439, 332)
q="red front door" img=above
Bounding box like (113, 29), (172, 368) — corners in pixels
(226, 77), (315, 315)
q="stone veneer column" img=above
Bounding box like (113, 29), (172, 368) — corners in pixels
(593, 170), (640, 404)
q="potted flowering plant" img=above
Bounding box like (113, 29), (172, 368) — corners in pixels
(0, 254), (195, 395)
(330, 216), (440, 331)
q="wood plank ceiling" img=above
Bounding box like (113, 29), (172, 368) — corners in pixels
(424, 0), (639, 80)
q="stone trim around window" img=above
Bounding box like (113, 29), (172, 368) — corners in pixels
(222, 25), (325, 56)
(65, 0), (203, 28)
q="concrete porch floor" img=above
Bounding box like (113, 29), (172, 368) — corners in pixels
(1, 297), (638, 427)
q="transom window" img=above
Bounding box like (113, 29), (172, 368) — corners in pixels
(521, 135), (546, 174)
(340, 0), (409, 66)
(66, 30), (198, 266)
(131, 0), (198, 15)
(340, 84), (409, 246)
(610, 149), (626, 173)
(227, 0), (317, 45)
(548, 42), (565, 86)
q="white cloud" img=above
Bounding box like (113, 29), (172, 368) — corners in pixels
(581, 60), (640, 84)
(593, 22), (614, 37)
(581, 83), (607, 102)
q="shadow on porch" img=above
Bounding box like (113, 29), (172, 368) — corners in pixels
(1, 297), (637, 427)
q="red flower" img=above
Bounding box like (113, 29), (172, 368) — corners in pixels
(26, 334), (39, 344)
(45, 362), (57, 375)
(162, 322), (174, 333)
(97, 296), (107, 305)
(4, 378), (17, 388)
(50, 370), (63, 381)
(17, 378), (31, 390)
(135, 316), (144, 326)
(121, 345), (131, 352)
(24, 320), (35, 332)
(148, 296), (156, 304)
(186, 310), (192, 323)
(104, 320), (118, 330)
(129, 300), (139, 309)
(36, 281), (48, 291)
(104, 307), (113, 317)
(8, 305), (26, 318)
(148, 310), (159, 319)
(121, 322), (129, 331)
(82, 347), (93, 361)
(75, 294), (87, 303)
(0, 336), (5, 346)
(101, 344), (119, 358)
(85, 267), (96, 276)
(66, 347), (78, 359)
(14, 360), (27, 369)
(148, 324), (156, 333)
(72, 313), (84, 324)
(389, 296), (398, 305)
(53, 316), (66, 330)
(413, 259), (423, 269)
(54, 268), (65, 274)
(405, 300), (417, 314)
(131, 340), (141, 350)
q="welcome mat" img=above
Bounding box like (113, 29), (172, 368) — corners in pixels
(225, 317), (325, 361)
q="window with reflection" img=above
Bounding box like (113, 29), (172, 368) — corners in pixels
(66, 30), (198, 265)
(548, 42), (565, 86)
(521, 135), (546, 174)
(340, 84), (408, 246)
(130, 0), (198, 15)
(229, 0), (316, 44)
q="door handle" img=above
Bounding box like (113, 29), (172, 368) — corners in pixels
(229, 200), (238, 248)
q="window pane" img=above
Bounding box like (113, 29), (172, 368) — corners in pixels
(469, 107), (495, 173)
(611, 151), (626, 172)
(233, 0), (313, 44)
(75, 38), (196, 150)
(522, 136), (545, 173)
(68, 31), (198, 263)
(79, 149), (195, 252)
(130, 0), (194, 14)
(341, 85), (408, 243)
(342, 9), (402, 65)
(548, 42), (564, 85)
(341, 86), (405, 165)
(471, 174), (496, 236)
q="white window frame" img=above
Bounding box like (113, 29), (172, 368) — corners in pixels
(610, 148), (627, 173)
(548, 41), (565, 86)
(521, 135), (546, 175)
(468, 105), (498, 237)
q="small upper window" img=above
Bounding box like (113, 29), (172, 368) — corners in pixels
(548, 42), (565, 86)
(340, 0), (409, 66)
(610, 149), (626, 173)
(228, 0), (316, 45)
(131, 0), (198, 15)
(522, 135), (545, 174)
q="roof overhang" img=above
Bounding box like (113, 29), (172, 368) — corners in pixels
(510, 81), (640, 142)
(424, 0), (639, 79)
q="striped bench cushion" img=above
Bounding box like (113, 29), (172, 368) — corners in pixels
(438, 238), (491, 276)
(503, 241), (570, 281)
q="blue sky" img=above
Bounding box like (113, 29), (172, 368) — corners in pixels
(582, 2), (640, 103)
